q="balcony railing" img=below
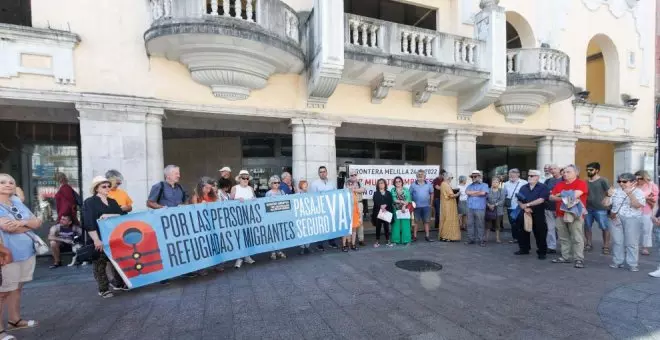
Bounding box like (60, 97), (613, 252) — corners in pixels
(506, 48), (570, 78)
(150, 0), (299, 43)
(344, 14), (484, 68)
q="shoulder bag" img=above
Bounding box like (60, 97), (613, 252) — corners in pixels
(26, 232), (50, 256)
(504, 182), (520, 208)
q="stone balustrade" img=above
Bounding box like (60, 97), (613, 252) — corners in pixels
(343, 14), (485, 68)
(149, 0), (299, 43)
(506, 48), (570, 78)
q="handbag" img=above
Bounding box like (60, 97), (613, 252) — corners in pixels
(26, 232), (49, 255)
(75, 244), (101, 262)
(485, 208), (497, 221)
(396, 209), (411, 219)
(504, 182), (520, 208)
(377, 210), (393, 223)
(523, 212), (533, 232)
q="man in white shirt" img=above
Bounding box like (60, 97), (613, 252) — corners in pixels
(309, 166), (338, 249)
(503, 168), (527, 243)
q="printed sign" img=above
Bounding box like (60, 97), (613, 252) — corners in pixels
(348, 165), (441, 199)
(98, 190), (353, 288)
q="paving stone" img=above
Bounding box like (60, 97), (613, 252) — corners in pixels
(606, 286), (650, 303)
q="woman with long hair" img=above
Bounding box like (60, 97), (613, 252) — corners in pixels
(0, 173), (42, 335)
(190, 177), (218, 204)
(390, 176), (412, 245)
(372, 178), (394, 247)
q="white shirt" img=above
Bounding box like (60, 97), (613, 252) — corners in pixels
(458, 184), (468, 201)
(233, 185), (255, 200)
(504, 179), (528, 210)
(611, 188), (646, 218)
(310, 178), (336, 193)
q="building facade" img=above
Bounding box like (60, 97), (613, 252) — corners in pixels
(0, 0), (656, 215)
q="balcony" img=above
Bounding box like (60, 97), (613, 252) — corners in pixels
(144, 0), (304, 100)
(340, 14), (491, 108)
(495, 48), (574, 123)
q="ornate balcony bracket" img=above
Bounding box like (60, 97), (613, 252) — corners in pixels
(145, 0), (303, 100)
(371, 73), (396, 104)
(495, 48), (573, 123)
(573, 101), (635, 134)
(412, 78), (440, 108)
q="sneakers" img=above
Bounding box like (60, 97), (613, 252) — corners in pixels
(270, 252), (277, 260)
(373, 242), (380, 248)
(648, 267), (660, 277)
(609, 263), (624, 269)
(630, 266), (639, 272)
(244, 256), (255, 264)
(425, 236), (434, 243)
(109, 282), (129, 291)
(386, 242), (393, 247)
(49, 262), (61, 269)
(277, 251), (286, 259)
(234, 258), (243, 268)
(98, 291), (114, 298)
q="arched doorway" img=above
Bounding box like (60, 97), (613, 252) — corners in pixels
(585, 34), (620, 105)
(505, 11), (535, 49)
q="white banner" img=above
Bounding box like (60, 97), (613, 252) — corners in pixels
(348, 165), (441, 199)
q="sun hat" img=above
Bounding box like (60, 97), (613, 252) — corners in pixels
(470, 170), (482, 176)
(218, 167), (231, 173)
(235, 170), (252, 181)
(90, 176), (110, 195)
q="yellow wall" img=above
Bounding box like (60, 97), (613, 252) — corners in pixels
(586, 41), (605, 104)
(575, 141), (614, 183)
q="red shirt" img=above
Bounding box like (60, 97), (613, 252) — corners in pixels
(55, 183), (79, 224)
(551, 179), (588, 217)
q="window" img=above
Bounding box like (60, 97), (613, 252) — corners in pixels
(0, 1), (31, 26)
(405, 145), (425, 162)
(241, 138), (275, 158)
(344, 0), (437, 31)
(280, 138), (292, 157)
(377, 142), (403, 160)
(336, 140), (375, 158)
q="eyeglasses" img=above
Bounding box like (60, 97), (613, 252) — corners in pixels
(350, 174), (357, 177)
(272, 182), (280, 185)
(617, 180), (629, 184)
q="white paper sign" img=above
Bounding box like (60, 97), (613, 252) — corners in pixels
(348, 165), (441, 199)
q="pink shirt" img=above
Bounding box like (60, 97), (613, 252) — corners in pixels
(639, 182), (659, 215)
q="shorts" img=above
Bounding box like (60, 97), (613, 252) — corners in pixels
(0, 255), (36, 292)
(585, 209), (609, 231)
(458, 201), (468, 215)
(414, 207), (431, 222)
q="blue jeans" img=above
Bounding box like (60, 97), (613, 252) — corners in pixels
(585, 209), (610, 230)
(508, 209), (520, 240)
(433, 198), (441, 228)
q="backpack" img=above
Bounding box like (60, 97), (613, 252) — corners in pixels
(156, 181), (188, 204)
(72, 189), (83, 207)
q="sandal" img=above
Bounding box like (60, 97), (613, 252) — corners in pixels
(602, 247), (611, 255)
(552, 257), (571, 264)
(0, 330), (15, 340)
(574, 260), (585, 269)
(8, 319), (38, 330)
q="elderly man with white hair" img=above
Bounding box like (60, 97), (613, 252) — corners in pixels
(280, 171), (294, 195)
(504, 168), (527, 243)
(543, 164), (563, 254)
(514, 170), (550, 259)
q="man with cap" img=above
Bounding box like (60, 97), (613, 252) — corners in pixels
(218, 166), (236, 188)
(465, 170), (489, 246)
(515, 169), (550, 259)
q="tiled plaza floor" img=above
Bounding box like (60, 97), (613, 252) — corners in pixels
(13, 229), (660, 340)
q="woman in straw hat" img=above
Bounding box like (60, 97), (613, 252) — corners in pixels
(83, 176), (128, 298)
(230, 170), (257, 268)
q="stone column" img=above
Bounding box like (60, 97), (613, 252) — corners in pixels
(290, 118), (341, 185)
(442, 129), (481, 180)
(536, 136), (577, 170)
(614, 141), (656, 177)
(77, 102), (164, 210)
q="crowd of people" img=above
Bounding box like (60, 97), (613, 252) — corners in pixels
(0, 159), (660, 338)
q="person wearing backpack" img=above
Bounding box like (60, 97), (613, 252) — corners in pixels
(54, 172), (81, 225)
(147, 165), (188, 209)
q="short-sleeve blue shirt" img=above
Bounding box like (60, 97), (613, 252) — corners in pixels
(518, 183), (550, 213)
(0, 196), (36, 261)
(148, 182), (186, 207)
(410, 181), (433, 208)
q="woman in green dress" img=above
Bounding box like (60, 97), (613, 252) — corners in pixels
(390, 176), (412, 244)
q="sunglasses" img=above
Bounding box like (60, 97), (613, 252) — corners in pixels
(240, 177), (249, 180)
(1, 205), (23, 220)
(636, 177), (643, 181)
(617, 180), (630, 184)
(99, 185), (110, 189)
(272, 182), (280, 184)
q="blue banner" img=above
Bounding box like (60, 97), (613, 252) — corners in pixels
(98, 189), (353, 288)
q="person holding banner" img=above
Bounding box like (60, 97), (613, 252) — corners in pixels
(372, 179), (394, 247)
(343, 179), (362, 252)
(391, 176), (412, 245)
(231, 170), (257, 268)
(265, 176), (288, 259)
(83, 176), (128, 298)
(297, 180), (312, 255)
(190, 177), (218, 204)
(310, 166), (339, 250)
(439, 173), (461, 242)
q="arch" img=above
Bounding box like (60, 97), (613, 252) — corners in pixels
(585, 34), (620, 105)
(505, 11), (536, 49)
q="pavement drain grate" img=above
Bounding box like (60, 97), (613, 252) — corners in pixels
(395, 260), (443, 272)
